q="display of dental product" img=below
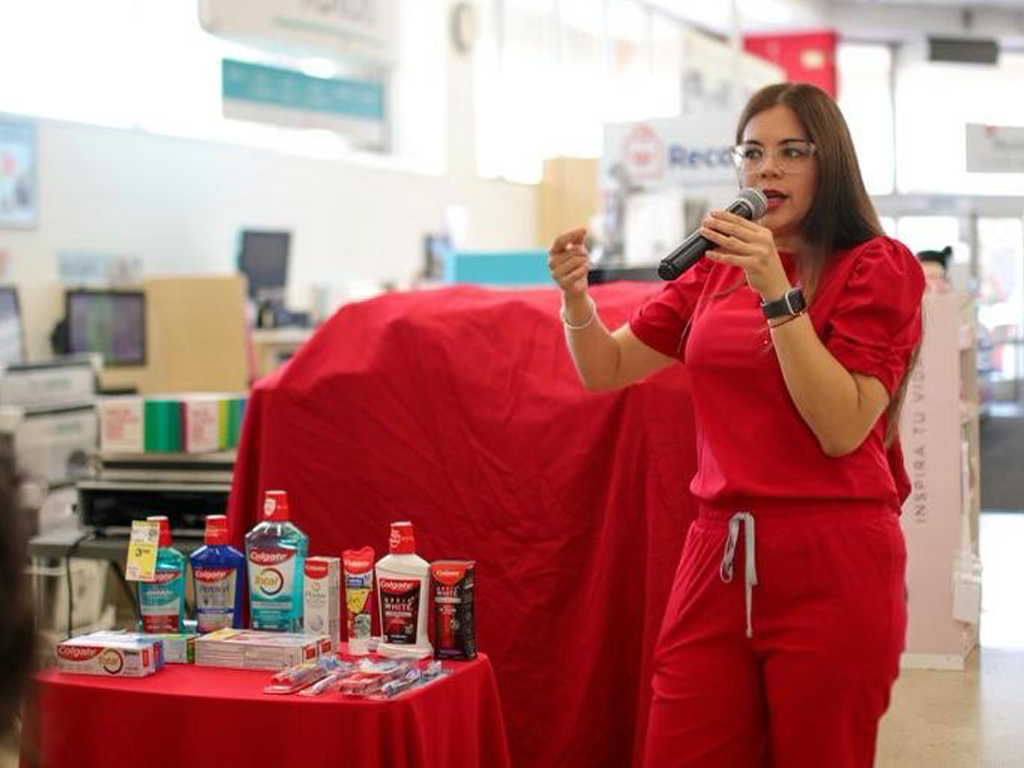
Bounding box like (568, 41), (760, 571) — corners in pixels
(297, 660), (357, 696)
(246, 489), (308, 632)
(191, 515), (246, 632)
(144, 633), (196, 664)
(55, 633), (163, 677)
(342, 546), (374, 656)
(337, 661), (412, 697)
(303, 556), (340, 648)
(194, 629), (328, 671)
(137, 516), (186, 633)
(89, 630), (194, 665)
(262, 658), (340, 694)
(431, 560), (477, 660)
(375, 522), (432, 659)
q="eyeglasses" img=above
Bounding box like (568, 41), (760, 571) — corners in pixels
(731, 140), (816, 174)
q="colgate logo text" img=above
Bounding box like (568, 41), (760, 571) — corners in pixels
(57, 645), (102, 661)
(379, 579), (415, 592)
(249, 550), (292, 566)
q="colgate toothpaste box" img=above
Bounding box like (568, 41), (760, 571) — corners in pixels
(83, 631), (167, 669)
(91, 631), (194, 665)
(303, 556), (340, 650)
(194, 629), (329, 671)
(55, 634), (162, 677)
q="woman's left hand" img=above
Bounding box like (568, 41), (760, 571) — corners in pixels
(700, 210), (791, 302)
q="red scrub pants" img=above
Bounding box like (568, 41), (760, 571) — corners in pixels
(643, 500), (907, 767)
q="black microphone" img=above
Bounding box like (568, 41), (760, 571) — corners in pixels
(657, 188), (769, 281)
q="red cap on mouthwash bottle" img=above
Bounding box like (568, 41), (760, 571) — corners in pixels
(389, 521), (415, 554)
(146, 515), (171, 548)
(263, 490), (290, 522)
(204, 515), (229, 546)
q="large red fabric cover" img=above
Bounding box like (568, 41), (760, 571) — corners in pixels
(225, 284), (699, 767)
(27, 657), (507, 767)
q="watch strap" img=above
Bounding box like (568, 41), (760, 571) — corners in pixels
(761, 288), (806, 319)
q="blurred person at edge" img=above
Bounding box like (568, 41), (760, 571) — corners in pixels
(0, 438), (34, 744)
(548, 83), (924, 767)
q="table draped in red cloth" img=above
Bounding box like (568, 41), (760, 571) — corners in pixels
(27, 656), (507, 767)
(225, 284), (698, 768)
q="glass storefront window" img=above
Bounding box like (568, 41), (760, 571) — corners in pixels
(977, 217), (1024, 401)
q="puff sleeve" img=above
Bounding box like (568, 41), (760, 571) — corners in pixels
(824, 238), (926, 396)
(629, 258), (714, 359)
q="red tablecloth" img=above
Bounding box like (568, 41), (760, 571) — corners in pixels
(225, 285), (699, 767)
(25, 655), (508, 768)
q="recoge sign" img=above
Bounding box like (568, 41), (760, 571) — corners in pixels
(602, 114), (739, 190)
(966, 123), (1024, 174)
(199, 0), (395, 65)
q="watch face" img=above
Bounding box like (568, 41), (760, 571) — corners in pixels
(762, 288), (805, 319)
(789, 289), (806, 312)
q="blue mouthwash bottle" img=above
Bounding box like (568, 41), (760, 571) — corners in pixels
(191, 515), (246, 632)
(245, 490), (308, 632)
(138, 515), (186, 633)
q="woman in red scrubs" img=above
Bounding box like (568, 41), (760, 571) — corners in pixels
(548, 83), (924, 767)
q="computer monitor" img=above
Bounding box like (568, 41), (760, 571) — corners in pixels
(238, 230), (290, 301)
(0, 286), (25, 365)
(65, 289), (146, 366)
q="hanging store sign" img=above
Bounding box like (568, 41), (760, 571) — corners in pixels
(222, 59), (385, 147)
(602, 114), (739, 191)
(199, 0), (395, 66)
(965, 123), (1024, 173)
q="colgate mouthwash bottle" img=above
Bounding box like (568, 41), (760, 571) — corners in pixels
(245, 490), (308, 632)
(137, 515), (186, 633)
(191, 515), (246, 632)
(376, 521), (432, 659)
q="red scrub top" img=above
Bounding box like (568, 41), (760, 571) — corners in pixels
(629, 236), (925, 512)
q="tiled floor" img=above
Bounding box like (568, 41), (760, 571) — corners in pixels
(877, 513), (1024, 767)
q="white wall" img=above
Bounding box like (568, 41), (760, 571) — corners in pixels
(0, 1), (538, 360)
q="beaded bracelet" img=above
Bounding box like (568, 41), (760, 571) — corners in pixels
(560, 296), (597, 331)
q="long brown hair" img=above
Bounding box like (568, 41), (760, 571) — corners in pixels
(734, 83), (915, 445)
(736, 82), (883, 297)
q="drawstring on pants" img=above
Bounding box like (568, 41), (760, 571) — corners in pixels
(719, 512), (757, 638)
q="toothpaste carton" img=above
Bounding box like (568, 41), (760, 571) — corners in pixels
(82, 632), (166, 670)
(97, 397), (144, 453)
(304, 556), (340, 650)
(141, 633), (196, 664)
(182, 396), (220, 454)
(194, 629), (329, 671)
(55, 634), (162, 677)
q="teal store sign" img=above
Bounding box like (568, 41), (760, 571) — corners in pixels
(222, 59), (383, 119)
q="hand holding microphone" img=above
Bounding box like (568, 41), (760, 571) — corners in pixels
(699, 208), (796, 304)
(658, 188), (768, 281)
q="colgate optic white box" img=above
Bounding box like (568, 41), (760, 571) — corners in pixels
(303, 556), (340, 650)
(55, 636), (161, 677)
(97, 397), (144, 454)
(182, 396), (220, 454)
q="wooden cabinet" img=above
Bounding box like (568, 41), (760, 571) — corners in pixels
(100, 276), (249, 395)
(538, 157), (599, 249)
